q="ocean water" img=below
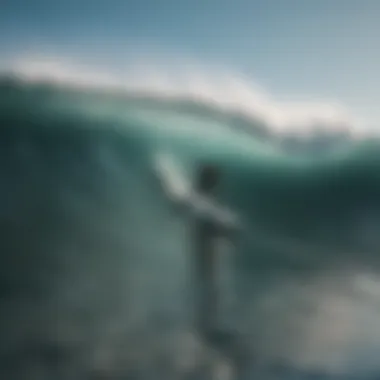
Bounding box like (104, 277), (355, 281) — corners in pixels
(1, 77), (380, 379)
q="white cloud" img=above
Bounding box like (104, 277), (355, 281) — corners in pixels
(3, 53), (374, 138)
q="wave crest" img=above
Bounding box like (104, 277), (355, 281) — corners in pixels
(3, 54), (372, 141)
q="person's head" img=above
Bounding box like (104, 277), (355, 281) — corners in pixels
(196, 164), (220, 193)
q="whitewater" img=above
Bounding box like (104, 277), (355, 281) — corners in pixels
(2, 61), (380, 379)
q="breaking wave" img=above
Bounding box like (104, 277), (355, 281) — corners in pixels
(1, 64), (380, 379)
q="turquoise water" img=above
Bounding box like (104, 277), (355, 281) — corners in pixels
(1, 79), (380, 378)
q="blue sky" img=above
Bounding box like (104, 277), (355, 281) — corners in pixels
(1, 0), (380, 125)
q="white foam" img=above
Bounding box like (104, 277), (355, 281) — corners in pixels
(3, 53), (374, 139)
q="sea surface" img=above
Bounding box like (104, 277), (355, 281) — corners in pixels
(1, 78), (380, 379)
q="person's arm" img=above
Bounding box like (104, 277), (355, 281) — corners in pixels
(153, 152), (194, 214)
(152, 152), (242, 236)
(190, 194), (242, 240)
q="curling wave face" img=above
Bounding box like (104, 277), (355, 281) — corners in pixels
(1, 76), (380, 378)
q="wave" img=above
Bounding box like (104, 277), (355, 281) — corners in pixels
(2, 54), (374, 139)
(0, 71), (374, 167)
(2, 58), (380, 378)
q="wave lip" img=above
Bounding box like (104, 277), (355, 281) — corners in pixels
(1, 55), (372, 139)
(0, 79), (362, 159)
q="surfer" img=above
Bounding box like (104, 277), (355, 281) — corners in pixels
(153, 154), (240, 339)
(153, 154), (246, 378)
(193, 164), (250, 380)
(193, 164), (232, 342)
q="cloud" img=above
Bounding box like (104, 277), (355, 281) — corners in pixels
(3, 53), (373, 138)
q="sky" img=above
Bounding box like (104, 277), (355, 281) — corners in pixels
(1, 0), (380, 128)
